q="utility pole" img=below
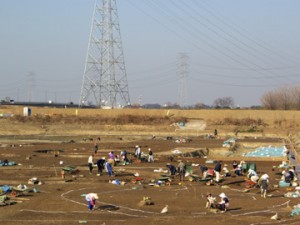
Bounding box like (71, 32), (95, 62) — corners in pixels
(27, 72), (35, 102)
(178, 53), (188, 108)
(79, 0), (130, 108)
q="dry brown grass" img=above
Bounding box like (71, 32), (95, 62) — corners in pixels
(10, 113), (176, 126)
(1, 106), (300, 120)
(1, 106), (300, 136)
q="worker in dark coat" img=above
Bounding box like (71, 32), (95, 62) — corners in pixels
(214, 161), (222, 183)
(166, 163), (177, 175)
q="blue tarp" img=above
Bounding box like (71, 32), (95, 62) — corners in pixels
(291, 206), (300, 217)
(0, 185), (11, 194)
(223, 138), (236, 147)
(0, 160), (16, 166)
(244, 146), (286, 157)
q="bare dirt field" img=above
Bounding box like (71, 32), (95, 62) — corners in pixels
(1, 106), (300, 225)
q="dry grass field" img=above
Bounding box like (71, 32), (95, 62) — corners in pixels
(1, 106), (300, 136)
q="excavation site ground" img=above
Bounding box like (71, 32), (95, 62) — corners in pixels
(0, 135), (299, 225)
(1, 107), (300, 225)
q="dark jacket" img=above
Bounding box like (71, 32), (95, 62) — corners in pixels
(214, 162), (222, 172)
(167, 164), (177, 175)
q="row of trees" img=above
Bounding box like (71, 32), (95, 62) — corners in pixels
(261, 85), (300, 110)
(129, 96), (236, 109)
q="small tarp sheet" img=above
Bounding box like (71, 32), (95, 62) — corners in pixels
(0, 160), (16, 166)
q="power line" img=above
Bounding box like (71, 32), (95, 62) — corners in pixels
(178, 0), (296, 70)
(197, 0), (300, 66)
(189, 76), (278, 88)
(153, 0), (296, 83)
(128, 0), (242, 70)
(142, 0), (282, 84)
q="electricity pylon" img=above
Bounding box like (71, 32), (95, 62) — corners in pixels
(79, 0), (130, 108)
(178, 53), (188, 108)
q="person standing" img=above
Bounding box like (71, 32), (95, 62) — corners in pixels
(96, 157), (106, 175)
(214, 161), (222, 183)
(108, 151), (116, 167)
(85, 193), (98, 211)
(135, 145), (141, 160)
(120, 150), (128, 163)
(108, 151), (115, 160)
(148, 148), (154, 163)
(214, 129), (218, 137)
(259, 174), (269, 198)
(105, 161), (114, 177)
(88, 154), (94, 175)
(93, 143), (98, 154)
(178, 160), (186, 181)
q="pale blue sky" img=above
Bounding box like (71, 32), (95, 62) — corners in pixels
(0, 0), (299, 107)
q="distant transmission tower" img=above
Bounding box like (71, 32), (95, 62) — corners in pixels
(178, 53), (188, 107)
(27, 72), (36, 102)
(79, 0), (130, 108)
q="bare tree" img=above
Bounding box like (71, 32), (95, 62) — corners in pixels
(277, 86), (293, 110)
(213, 97), (234, 108)
(291, 85), (300, 110)
(194, 102), (207, 109)
(261, 85), (299, 110)
(261, 90), (278, 110)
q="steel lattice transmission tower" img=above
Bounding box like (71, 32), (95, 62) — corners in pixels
(79, 0), (130, 108)
(178, 53), (188, 108)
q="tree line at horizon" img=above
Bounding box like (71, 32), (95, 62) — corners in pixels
(261, 85), (300, 110)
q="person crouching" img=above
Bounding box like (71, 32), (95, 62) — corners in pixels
(216, 193), (229, 212)
(205, 193), (216, 209)
(85, 193), (99, 211)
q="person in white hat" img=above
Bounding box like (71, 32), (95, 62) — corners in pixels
(85, 193), (99, 210)
(216, 193), (229, 212)
(148, 148), (154, 163)
(247, 169), (259, 183)
(259, 174), (269, 198)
